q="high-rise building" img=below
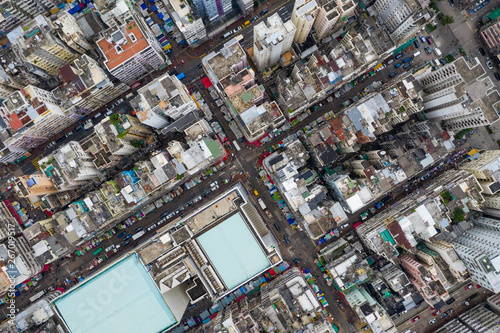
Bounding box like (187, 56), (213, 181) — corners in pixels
(52, 12), (92, 54)
(480, 17), (500, 61)
(371, 0), (423, 44)
(452, 217), (500, 292)
(313, 0), (356, 40)
(0, 86), (79, 150)
(253, 14), (296, 70)
(237, 0), (253, 16)
(53, 55), (130, 116)
(291, 0), (319, 44)
(130, 73), (198, 129)
(415, 57), (500, 131)
(39, 141), (103, 192)
(0, 1), (22, 34)
(191, 0), (233, 22)
(165, 0), (207, 47)
(10, 15), (79, 76)
(96, 15), (165, 83)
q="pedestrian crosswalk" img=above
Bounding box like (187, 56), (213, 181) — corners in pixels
(32, 157), (41, 172)
(355, 320), (372, 332)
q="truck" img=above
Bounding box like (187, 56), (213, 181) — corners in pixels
(29, 291), (45, 303)
(132, 230), (145, 240)
(257, 198), (267, 210)
(176, 72), (185, 80)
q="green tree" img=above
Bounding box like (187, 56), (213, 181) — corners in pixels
(453, 207), (465, 222)
(440, 15), (454, 26)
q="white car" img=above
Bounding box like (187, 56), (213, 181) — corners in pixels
(340, 223), (349, 229)
(429, 319), (437, 325)
(233, 26), (242, 34)
(487, 61), (493, 69)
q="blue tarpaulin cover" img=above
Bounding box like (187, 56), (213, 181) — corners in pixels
(151, 5), (157, 11)
(140, 3), (147, 9)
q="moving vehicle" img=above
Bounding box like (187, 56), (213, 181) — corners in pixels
(132, 230), (145, 240)
(494, 73), (500, 81)
(233, 26), (242, 34)
(94, 112), (102, 119)
(135, 227), (143, 233)
(429, 319), (437, 325)
(257, 198), (267, 210)
(253, 189), (259, 197)
(242, 20), (250, 27)
(147, 223), (157, 231)
(465, 283), (474, 290)
(233, 140), (241, 151)
(479, 47), (486, 56)
(118, 231), (127, 238)
(260, 9), (268, 15)
(274, 223), (280, 231)
(446, 297), (456, 305)
(223, 31), (233, 39)
(122, 240), (130, 247)
(411, 316), (420, 322)
(340, 223), (349, 229)
(389, 71), (398, 78)
(486, 61), (493, 69)
(123, 234), (132, 241)
(251, 16), (259, 23)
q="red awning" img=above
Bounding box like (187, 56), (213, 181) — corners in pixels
(201, 76), (212, 89)
(4, 200), (22, 225)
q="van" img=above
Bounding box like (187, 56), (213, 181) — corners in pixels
(223, 31), (233, 39)
(413, 51), (421, 57)
(434, 59), (441, 67)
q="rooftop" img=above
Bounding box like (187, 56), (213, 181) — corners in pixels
(54, 254), (177, 333)
(205, 40), (246, 83)
(197, 213), (271, 290)
(97, 19), (150, 71)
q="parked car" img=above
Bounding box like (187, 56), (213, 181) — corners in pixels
(429, 319), (437, 325)
(135, 227), (143, 233)
(260, 9), (268, 16)
(427, 36), (433, 44)
(414, 40), (420, 48)
(389, 71), (398, 78)
(432, 309), (441, 316)
(123, 234), (132, 241)
(283, 235), (290, 244)
(403, 63), (411, 69)
(147, 224), (157, 231)
(395, 63), (402, 68)
(411, 316), (420, 322)
(446, 297), (456, 305)
(465, 283), (474, 290)
(494, 73), (500, 81)
(479, 47), (486, 56)
(440, 58), (447, 66)
(425, 46), (432, 54)
(251, 15), (259, 23)
(387, 58), (395, 65)
(395, 53), (403, 59)
(118, 231), (127, 238)
(486, 61), (493, 69)
(340, 223), (349, 229)
(197, 64), (203, 69)
(122, 240), (130, 247)
(274, 223), (280, 231)
(419, 35), (426, 43)
(65, 131), (74, 137)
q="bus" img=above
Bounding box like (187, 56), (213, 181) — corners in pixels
(233, 140), (241, 151)
(93, 247), (103, 256)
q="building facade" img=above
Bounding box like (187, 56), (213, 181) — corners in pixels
(291, 0), (319, 44)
